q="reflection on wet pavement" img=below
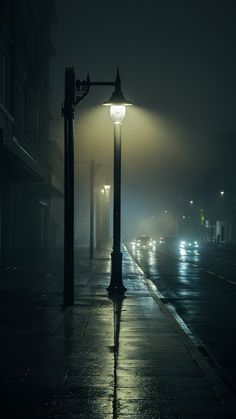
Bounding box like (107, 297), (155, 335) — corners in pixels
(0, 247), (233, 417)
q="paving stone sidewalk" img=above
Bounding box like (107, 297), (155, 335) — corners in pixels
(0, 246), (235, 418)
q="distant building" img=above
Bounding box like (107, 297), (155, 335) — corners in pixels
(0, 1), (63, 270)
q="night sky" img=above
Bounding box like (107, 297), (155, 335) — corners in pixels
(50, 0), (236, 241)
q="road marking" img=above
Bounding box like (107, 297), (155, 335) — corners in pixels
(218, 275), (225, 280)
(227, 280), (236, 286)
(206, 270), (216, 276)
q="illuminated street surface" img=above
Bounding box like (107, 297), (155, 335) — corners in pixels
(1, 246), (234, 417)
(128, 242), (236, 389)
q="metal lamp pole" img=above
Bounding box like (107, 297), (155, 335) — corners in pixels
(110, 121), (124, 292)
(104, 72), (132, 295)
(89, 159), (95, 260)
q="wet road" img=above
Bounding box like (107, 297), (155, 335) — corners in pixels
(127, 242), (236, 390)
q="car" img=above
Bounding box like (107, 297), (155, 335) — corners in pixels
(159, 236), (165, 244)
(132, 235), (156, 250)
(179, 239), (199, 250)
(159, 236), (178, 247)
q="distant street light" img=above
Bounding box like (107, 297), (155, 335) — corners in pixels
(190, 200), (194, 205)
(220, 191), (225, 197)
(104, 184), (111, 192)
(104, 70), (132, 295)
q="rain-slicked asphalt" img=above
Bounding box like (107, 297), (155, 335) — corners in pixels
(128, 242), (236, 396)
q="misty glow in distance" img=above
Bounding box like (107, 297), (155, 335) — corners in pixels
(110, 105), (126, 124)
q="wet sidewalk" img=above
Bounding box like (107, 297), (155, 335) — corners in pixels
(0, 246), (235, 418)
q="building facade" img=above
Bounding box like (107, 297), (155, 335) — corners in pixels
(0, 1), (63, 270)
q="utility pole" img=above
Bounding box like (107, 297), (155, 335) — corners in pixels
(63, 67), (75, 306)
(90, 159), (95, 260)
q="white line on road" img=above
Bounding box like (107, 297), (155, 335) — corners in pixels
(227, 280), (236, 286)
(206, 270), (216, 276)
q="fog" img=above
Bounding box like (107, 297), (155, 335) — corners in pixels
(67, 104), (219, 242)
(49, 0), (236, 244)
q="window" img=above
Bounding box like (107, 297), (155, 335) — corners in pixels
(16, 79), (26, 129)
(26, 94), (39, 145)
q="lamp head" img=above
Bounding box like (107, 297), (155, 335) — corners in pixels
(103, 68), (132, 124)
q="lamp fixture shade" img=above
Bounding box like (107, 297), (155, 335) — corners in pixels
(103, 69), (132, 124)
(103, 87), (132, 107)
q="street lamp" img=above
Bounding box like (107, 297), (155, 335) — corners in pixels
(104, 70), (132, 295)
(62, 67), (131, 305)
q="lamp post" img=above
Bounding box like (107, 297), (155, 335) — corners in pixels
(104, 72), (132, 295)
(62, 67), (130, 305)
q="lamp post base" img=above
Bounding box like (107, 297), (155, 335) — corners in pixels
(107, 251), (127, 295)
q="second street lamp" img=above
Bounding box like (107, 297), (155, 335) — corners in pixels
(104, 70), (132, 295)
